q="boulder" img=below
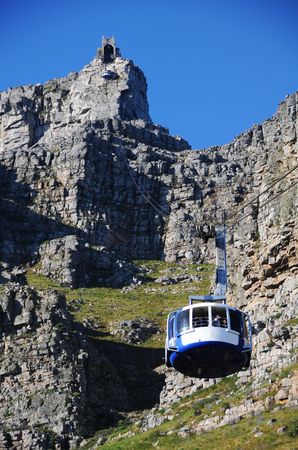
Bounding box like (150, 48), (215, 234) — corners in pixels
(38, 235), (137, 288)
(109, 319), (160, 344)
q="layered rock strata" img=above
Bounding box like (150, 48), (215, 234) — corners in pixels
(0, 284), (134, 448)
(0, 55), (190, 286)
(1, 62), (297, 282)
(0, 284), (87, 447)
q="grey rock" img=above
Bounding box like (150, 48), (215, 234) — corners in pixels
(141, 409), (166, 431)
(155, 276), (176, 285)
(275, 389), (289, 401)
(178, 426), (191, 437)
(110, 318), (160, 344)
(252, 321), (266, 335)
(272, 327), (290, 341)
(38, 235), (137, 288)
(264, 396), (275, 410)
(0, 283), (132, 446)
(94, 435), (107, 446)
(281, 378), (292, 388)
(0, 284), (87, 445)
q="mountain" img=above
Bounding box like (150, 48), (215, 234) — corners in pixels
(0, 38), (297, 449)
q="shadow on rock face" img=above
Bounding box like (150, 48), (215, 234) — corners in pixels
(83, 328), (165, 433)
(0, 163), (78, 267)
(0, 163), (138, 288)
(74, 133), (170, 261)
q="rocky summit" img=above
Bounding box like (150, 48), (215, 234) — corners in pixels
(0, 38), (297, 449)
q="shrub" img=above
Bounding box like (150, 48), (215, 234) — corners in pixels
(287, 418), (298, 437)
(221, 401), (230, 412)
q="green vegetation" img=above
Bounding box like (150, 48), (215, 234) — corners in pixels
(27, 260), (213, 411)
(3, 409), (11, 418)
(278, 363), (298, 380)
(25, 271), (64, 291)
(285, 318), (298, 327)
(26, 261), (213, 349)
(97, 407), (298, 450)
(271, 363), (298, 383)
(81, 369), (297, 450)
(287, 417), (298, 437)
(271, 312), (282, 320)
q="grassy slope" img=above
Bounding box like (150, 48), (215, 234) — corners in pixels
(26, 261), (213, 349)
(82, 363), (298, 449)
(86, 363), (298, 450)
(100, 408), (298, 450)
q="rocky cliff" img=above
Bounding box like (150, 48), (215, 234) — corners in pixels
(159, 93), (298, 409)
(0, 42), (297, 448)
(0, 54), (190, 283)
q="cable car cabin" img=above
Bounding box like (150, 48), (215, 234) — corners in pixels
(165, 225), (252, 378)
(165, 299), (252, 378)
(102, 70), (118, 80)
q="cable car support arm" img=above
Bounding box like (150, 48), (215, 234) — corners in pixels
(189, 225), (227, 305)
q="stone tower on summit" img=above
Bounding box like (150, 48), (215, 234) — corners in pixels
(96, 36), (121, 63)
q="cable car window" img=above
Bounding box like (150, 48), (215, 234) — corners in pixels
(211, 307), (227, 328)
(242, 314), (249, 343)
(177, 310), (190, 334)
(168, 316), (175, 340)
(229, 309), (241, 333)
(193, 307), (209, 327)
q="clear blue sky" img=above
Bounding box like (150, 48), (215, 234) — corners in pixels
(1, 0), (297, 149)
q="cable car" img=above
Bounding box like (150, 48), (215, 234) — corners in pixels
(102, 70), (118, 80)
(165, 226), (252, 378)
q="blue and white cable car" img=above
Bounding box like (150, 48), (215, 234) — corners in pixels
(165, 226), (252, 378)
(102, 70), (118, 80)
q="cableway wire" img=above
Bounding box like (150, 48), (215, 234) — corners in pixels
(121, 148), (172, 218)
(6, 145), (296, 237)
(7, 143), (294, 239)
(226, 178), (298, 232)
(120, 148), (215, 235)
(225, 163), (298, 225)
(208, 155), (296, 198)
(121, 146), (298, 232)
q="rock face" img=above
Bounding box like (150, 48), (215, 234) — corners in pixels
(1, 60), (297, 278)
(0, 284), (140, 448)
(0, 284), (88, 447)
(110, 318), (160, 344)
(38, 235), (137, 288)
(0, 51), (190, 285)
(2, 43), (296, 279)
(0, 40), (297, 445)
(159, 99), (298, 405)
